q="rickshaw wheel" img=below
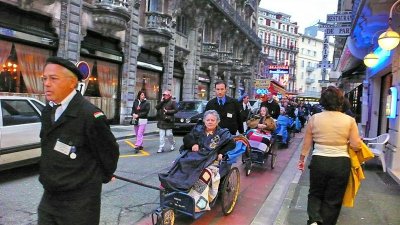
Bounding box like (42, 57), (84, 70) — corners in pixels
(221, 167), (240, 215)
(245, 160), (252, 176)
(271, 152), (277, 169)
(156, 208), (175, 225)
(270, 141), (278, 169)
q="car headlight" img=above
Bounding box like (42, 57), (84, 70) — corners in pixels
(180, 118), (184, 123)
(185, 118), (191, 123)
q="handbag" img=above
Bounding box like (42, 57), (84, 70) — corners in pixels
(130, 118), (138, 125)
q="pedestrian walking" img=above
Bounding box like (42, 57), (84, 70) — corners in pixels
(260, 92), (280, 119)
(38, 56), (119, 225)
(298, 86), (362, 225)
(239, 93), (252, 132)
(205, 80), (244, 135)
(155, 89), (178, 153)
(131, 90), (150, 153)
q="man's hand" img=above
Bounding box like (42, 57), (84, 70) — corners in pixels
(192, 144), (199, 152)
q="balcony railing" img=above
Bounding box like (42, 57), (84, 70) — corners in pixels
(201, 42), (219, 58)
(210, 0), (261, 49)
(92, 0), (130, 33)
(95, 0), (129, 7)
(218, 51), (233, 63)
(144, 11), (172, 31)
(263, 40), (299, 52)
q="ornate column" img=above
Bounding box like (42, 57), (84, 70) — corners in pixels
(162, 30), (176, 93)
(57, 0), (83, 62)
(119, 1), (140, 124)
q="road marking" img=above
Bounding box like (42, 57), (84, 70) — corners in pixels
(120, 140), (150, 157)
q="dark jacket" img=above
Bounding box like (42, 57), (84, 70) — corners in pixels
(205, 96), (244, 135)
(155, 98), (178, 129)
(239, 102), (252, 122)
(131, 99), (150, 119)
(260, 100), (280, 119)
(39, 92), (119, 199)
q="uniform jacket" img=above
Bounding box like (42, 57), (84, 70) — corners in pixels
(155, 98), (178, 129)
(39, 92), (119, 199)
(131, 99), (150, 119)
(343, 142), (374, 207)
(260, 100), (280, 119)
(247, 115), (276, 133)
(205, 96), (244, 135)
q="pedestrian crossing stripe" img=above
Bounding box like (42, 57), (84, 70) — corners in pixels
(120, 140), (150, 157)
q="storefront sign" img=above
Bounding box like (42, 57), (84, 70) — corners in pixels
(326, 12), (352, 23)
(254, 79), (270, 89)
(324, 25), (351, 36)
(268, 65), (289, 74)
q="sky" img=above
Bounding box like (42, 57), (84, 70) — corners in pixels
(259, 0), (338, 33)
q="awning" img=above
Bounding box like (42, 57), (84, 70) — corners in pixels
(268, 80), (286, 95)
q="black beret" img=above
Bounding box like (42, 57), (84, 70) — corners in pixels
(45, 56), (83, 81)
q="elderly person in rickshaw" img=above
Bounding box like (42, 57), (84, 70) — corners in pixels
(246, 106), (276, 151)
(159, 110), (235, 192)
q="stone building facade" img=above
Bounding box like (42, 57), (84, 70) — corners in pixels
(0, 0), (261, 124)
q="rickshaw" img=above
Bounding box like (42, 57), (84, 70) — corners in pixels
(114, 135), (251, 225)
(242, 129), (277, 175)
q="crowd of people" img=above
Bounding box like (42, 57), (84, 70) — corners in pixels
(37, 52), (362, 224)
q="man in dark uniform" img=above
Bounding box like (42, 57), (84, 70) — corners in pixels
(205, 80), (244, 135)
(38, 56), (119, 225)
(260, 92), (280, 119)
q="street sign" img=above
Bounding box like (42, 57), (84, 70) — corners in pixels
(326, 12), (352, 23)
(254, 79), (270, 89)
(318, 23), (334, 29)
(323, 26), (351, 36)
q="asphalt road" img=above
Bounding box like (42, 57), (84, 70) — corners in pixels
(0, 134), (184, 225)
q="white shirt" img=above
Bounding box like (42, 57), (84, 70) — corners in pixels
(49, 90), (77, 121)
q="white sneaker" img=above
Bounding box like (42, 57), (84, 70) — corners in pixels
(157, 149), (164, 153)
(310, 222), (318, 225)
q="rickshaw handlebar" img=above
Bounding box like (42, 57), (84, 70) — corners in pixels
(113, 175), (164, 191)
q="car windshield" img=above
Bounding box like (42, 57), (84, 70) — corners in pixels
(178, 102), (203, 113)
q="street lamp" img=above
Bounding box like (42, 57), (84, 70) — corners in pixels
(378, 0), (400, 50)
(363, 52), (379, 67)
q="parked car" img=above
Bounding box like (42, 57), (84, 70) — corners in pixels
(0, 96), (45, 171)
(173, 100), (207, 134)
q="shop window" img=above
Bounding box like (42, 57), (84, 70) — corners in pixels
(1, 42), (51, 94)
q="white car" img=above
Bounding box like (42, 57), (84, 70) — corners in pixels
(0, 96), (45, 170)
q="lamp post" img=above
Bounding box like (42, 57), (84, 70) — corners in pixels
(378, 0), (400, 50)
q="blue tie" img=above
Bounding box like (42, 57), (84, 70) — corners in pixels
(218, 99), (223, 106)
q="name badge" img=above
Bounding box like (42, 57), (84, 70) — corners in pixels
(54, 140), (71, 156)
(227, 113), (233, 118)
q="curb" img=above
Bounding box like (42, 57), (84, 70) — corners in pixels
(251, 138), (304, 225)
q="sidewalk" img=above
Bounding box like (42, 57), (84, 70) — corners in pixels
(110, 125), (400, 225)
(252, 134), (400, 225)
